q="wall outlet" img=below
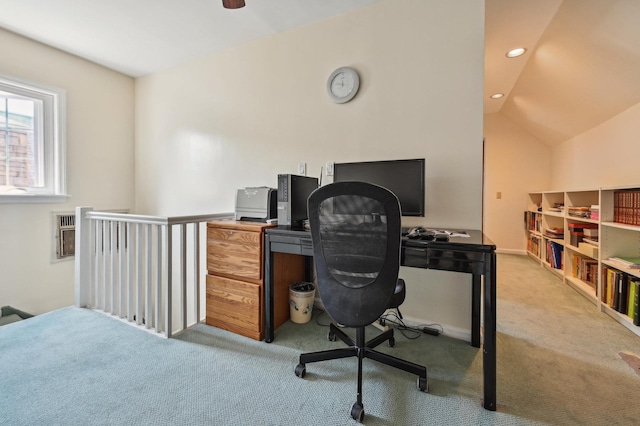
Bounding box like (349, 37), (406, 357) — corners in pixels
(325, 161), (334, 176)
(298, 162), (306, 176)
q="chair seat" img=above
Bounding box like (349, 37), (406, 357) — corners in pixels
(389, 278), (406, 309)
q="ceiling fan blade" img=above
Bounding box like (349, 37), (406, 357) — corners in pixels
(222, 0), (245, 8)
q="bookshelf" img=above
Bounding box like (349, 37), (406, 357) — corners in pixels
(526, 186), (640, 338)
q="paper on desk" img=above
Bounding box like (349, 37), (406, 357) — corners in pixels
(437, 230), (470, 238)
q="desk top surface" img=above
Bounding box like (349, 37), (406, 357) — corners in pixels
(266, 226), (495, 251)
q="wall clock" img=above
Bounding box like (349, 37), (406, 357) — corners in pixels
(327, 67), (360, 104)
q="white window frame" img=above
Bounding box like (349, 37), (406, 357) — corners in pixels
(0, 74), (68, 203)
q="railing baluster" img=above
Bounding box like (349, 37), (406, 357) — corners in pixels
(181, 223), (188, 330)
(127, 222), (135, 322)
(194, 222), (201, 323)
(119, 220), (126, 318)
(146, 224), (152, 330)
(110, 220), (117, 315)
(136, 223), (143, 326)
(104, 221), (111, 312)
(166, 224), (173, 338)
(95, 220), (103, 311)
(155, 224), (163, 333)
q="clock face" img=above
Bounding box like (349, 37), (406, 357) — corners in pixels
(327, 67), (360, 103)
(331, 72), (355, 98)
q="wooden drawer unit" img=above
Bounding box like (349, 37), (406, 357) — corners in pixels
(206, 221), (304, 340)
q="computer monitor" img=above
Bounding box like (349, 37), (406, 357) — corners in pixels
(333, 158), (425, 217)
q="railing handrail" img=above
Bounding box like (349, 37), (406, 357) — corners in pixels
(85, 211), (233, 226)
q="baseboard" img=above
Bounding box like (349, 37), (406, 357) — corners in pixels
(314, 300), (474, 343)
(392, 313), (472, 343)
(496, 248), (527, 255)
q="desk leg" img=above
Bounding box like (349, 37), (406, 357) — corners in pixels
(483, 251), (497, 411)
(264, 234), (275, 343)
(471, 274), (481, 348)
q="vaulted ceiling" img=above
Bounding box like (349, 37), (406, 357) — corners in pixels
(1, 0), (639, 147)
(485, 0), (640, 146)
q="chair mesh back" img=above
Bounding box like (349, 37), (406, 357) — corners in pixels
(318, 194), (387, 289)
(308, 182), (402, 327)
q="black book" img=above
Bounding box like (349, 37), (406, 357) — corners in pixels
(620, 274), (630, 315)
(613, 272), (621, 311)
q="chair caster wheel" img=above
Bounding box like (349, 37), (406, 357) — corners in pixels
(351, 402), (364, 423)
(388, 336), (396, 347)
(295, 364), (306, 378)
(328, 331), (336, 341)
(418, 376), (428, 392)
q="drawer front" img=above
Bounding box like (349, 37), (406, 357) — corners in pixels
(206, 274), (262, 339)
(207, 228), (262, 281)
(208, 227), (261, 245)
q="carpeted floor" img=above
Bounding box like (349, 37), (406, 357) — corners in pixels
(1, 254), (640, 425)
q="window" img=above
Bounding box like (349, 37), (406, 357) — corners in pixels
(0, 74), (67, 203)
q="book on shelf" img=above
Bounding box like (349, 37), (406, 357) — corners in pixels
(546, 241), (563, 269)
(568, 206), (591, 218)
(602, 266), (640, 321)
(583, 228), (598, 238)
(634, 281), (640, 326)
(614, 190), (640, 226)
(572, 255), (598, 289)
(544, 227), (564, 239)
(608, 256), (640, 269)
(619, 274), (630, 314)
(629, 281), (637, 321)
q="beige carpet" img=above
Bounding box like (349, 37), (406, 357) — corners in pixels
(495, 254), (640, 425)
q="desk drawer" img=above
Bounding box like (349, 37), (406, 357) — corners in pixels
(206, 274), (262, 340)
(403, 247), (485, 274)
(268, 234), (313, 256)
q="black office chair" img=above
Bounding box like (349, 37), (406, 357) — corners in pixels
(294, 181), (428, 423)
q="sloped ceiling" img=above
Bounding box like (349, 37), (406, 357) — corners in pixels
(0, 0), (384, 77)
(485, 0), (640, 146)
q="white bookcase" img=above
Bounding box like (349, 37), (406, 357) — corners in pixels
(525, 187), (640, 338)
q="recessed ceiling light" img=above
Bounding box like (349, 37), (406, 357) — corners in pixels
(506, 48), (526, 58)
(490, 93), (504, 99)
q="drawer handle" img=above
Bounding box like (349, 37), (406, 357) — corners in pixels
(227, 231), (233, 235)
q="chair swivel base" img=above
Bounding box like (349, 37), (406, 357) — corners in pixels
(294, 323), (428, 423)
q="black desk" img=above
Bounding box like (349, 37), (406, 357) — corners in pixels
(264, 226), (497, 411)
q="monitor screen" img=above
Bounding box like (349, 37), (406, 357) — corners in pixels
(333, 159), (425, 217)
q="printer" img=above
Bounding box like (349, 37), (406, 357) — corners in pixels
(234, 187), (277, 222)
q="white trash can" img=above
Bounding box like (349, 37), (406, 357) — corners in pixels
(289, 282), (316, 324)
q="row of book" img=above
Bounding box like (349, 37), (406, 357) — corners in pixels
(546, 241), (563, 270)
(528, 235), (541, 257)
(602, 266), (640, 325)
(614, 189), (640, 226)
(525, 211), (542, 233)
(572, 256), (598, 290)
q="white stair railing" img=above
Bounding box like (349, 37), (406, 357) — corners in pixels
(74, 207), (233, 337)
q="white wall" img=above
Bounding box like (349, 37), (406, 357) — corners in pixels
(483, 112), (551, 253)
(135, 0), (485, 337)
(551, 102), (640, 189)
(0, 29), (135, 315)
